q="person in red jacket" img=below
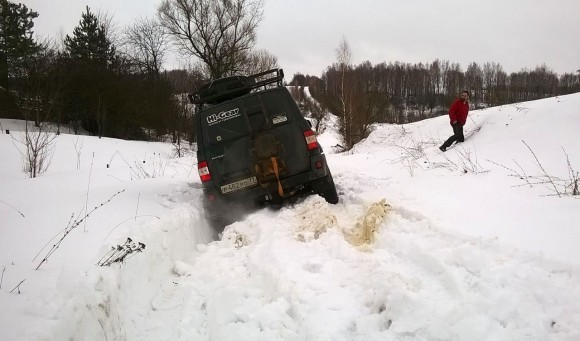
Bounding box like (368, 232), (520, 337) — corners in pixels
(439, 90), (470, 151)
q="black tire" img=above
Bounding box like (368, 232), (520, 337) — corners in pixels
(205, 213), (224, 233)
(313, 167), (339, 204)
(204, 204), (228, 233)
(204, 199), (250, 233)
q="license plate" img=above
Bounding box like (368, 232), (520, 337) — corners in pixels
(221, 176), (258, 194)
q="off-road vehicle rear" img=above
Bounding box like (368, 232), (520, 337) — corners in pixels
(189, 69), (338, 228)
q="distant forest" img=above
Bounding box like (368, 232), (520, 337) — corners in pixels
(2, 0), (579, 146)
(289, 58), (580, 149)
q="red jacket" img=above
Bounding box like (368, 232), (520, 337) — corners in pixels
(448, 99), (469, 126)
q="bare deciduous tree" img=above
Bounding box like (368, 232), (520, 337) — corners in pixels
(465, 62), (484, 107)
(304, 95), (326, 133)
(241, 48), (279, 75)
(158, 0), (264, 78)
(11, 40), (61, 178)
(96, 9), (121, 48)
(171, 93), (195, 156)
(123, 17), (168, 77)
(335, 36), (355, 149)
(12, 120), (57, 178)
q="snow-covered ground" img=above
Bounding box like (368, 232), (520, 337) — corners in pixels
(1, 93), (580, 340)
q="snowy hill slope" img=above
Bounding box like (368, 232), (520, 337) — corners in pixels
(342, 94), (580, 263)
(1, 93), (579, 340)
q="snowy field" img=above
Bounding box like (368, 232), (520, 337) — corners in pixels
(1, 93), (580, 340)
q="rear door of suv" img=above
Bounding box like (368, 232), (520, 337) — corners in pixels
(198, 88), (310, 197)
(199, 99), (257, 195)
(245, 89), (310, 177)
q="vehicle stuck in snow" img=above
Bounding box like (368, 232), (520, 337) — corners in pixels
(189, 69), (338, 229)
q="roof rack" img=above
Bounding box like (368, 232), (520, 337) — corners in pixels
(188, 68), (285, 105)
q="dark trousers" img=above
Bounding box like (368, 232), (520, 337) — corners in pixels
(442, 124), (464, 148)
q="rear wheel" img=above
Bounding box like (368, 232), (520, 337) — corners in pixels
(204, 197), (256, 233)
(204, 206), (227, 233)
(312, 167), (339, 204)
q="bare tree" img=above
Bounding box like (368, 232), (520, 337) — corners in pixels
(96, 9), (121, 48)
(241, 48), (279, 75)
(158, 0), (264, 78)
(336, 36), (352, 76)
(12, 120), (57, 178)
(10, 40), (61, 178)
(16, 38), (63, 128)
(335, 36), (355, 149)
(483, 62), (507, 106)
(465, 62), (483, 107)
(303, 95), (326, 133)
(123, 17), (169, 77)
(171, 93), (194, 155)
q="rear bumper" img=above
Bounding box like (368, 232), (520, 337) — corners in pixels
(202, 154), (329, 216)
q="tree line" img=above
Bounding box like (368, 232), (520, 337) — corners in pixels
(2, 1), (579, 150)
(290, 39), (580, 149)
(0, 0), (276, 142)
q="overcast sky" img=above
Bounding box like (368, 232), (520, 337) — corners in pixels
(24, 0), (580, 79)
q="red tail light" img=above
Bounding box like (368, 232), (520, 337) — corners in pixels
(304, 130), (318, 150)
(198, 161), (211, 182)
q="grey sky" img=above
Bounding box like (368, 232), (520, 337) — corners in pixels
(24, 0), (580, 79)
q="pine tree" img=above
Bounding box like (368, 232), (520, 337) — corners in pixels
(0, 0), (40, 88)
(63, 6), (118, 137)
(64, 6), (115, 66)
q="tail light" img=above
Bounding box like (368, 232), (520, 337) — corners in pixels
(198, 161), (211, 182)
(304, 129), (318, 150)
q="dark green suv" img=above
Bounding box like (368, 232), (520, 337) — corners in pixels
(189, 69), (338, 229)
